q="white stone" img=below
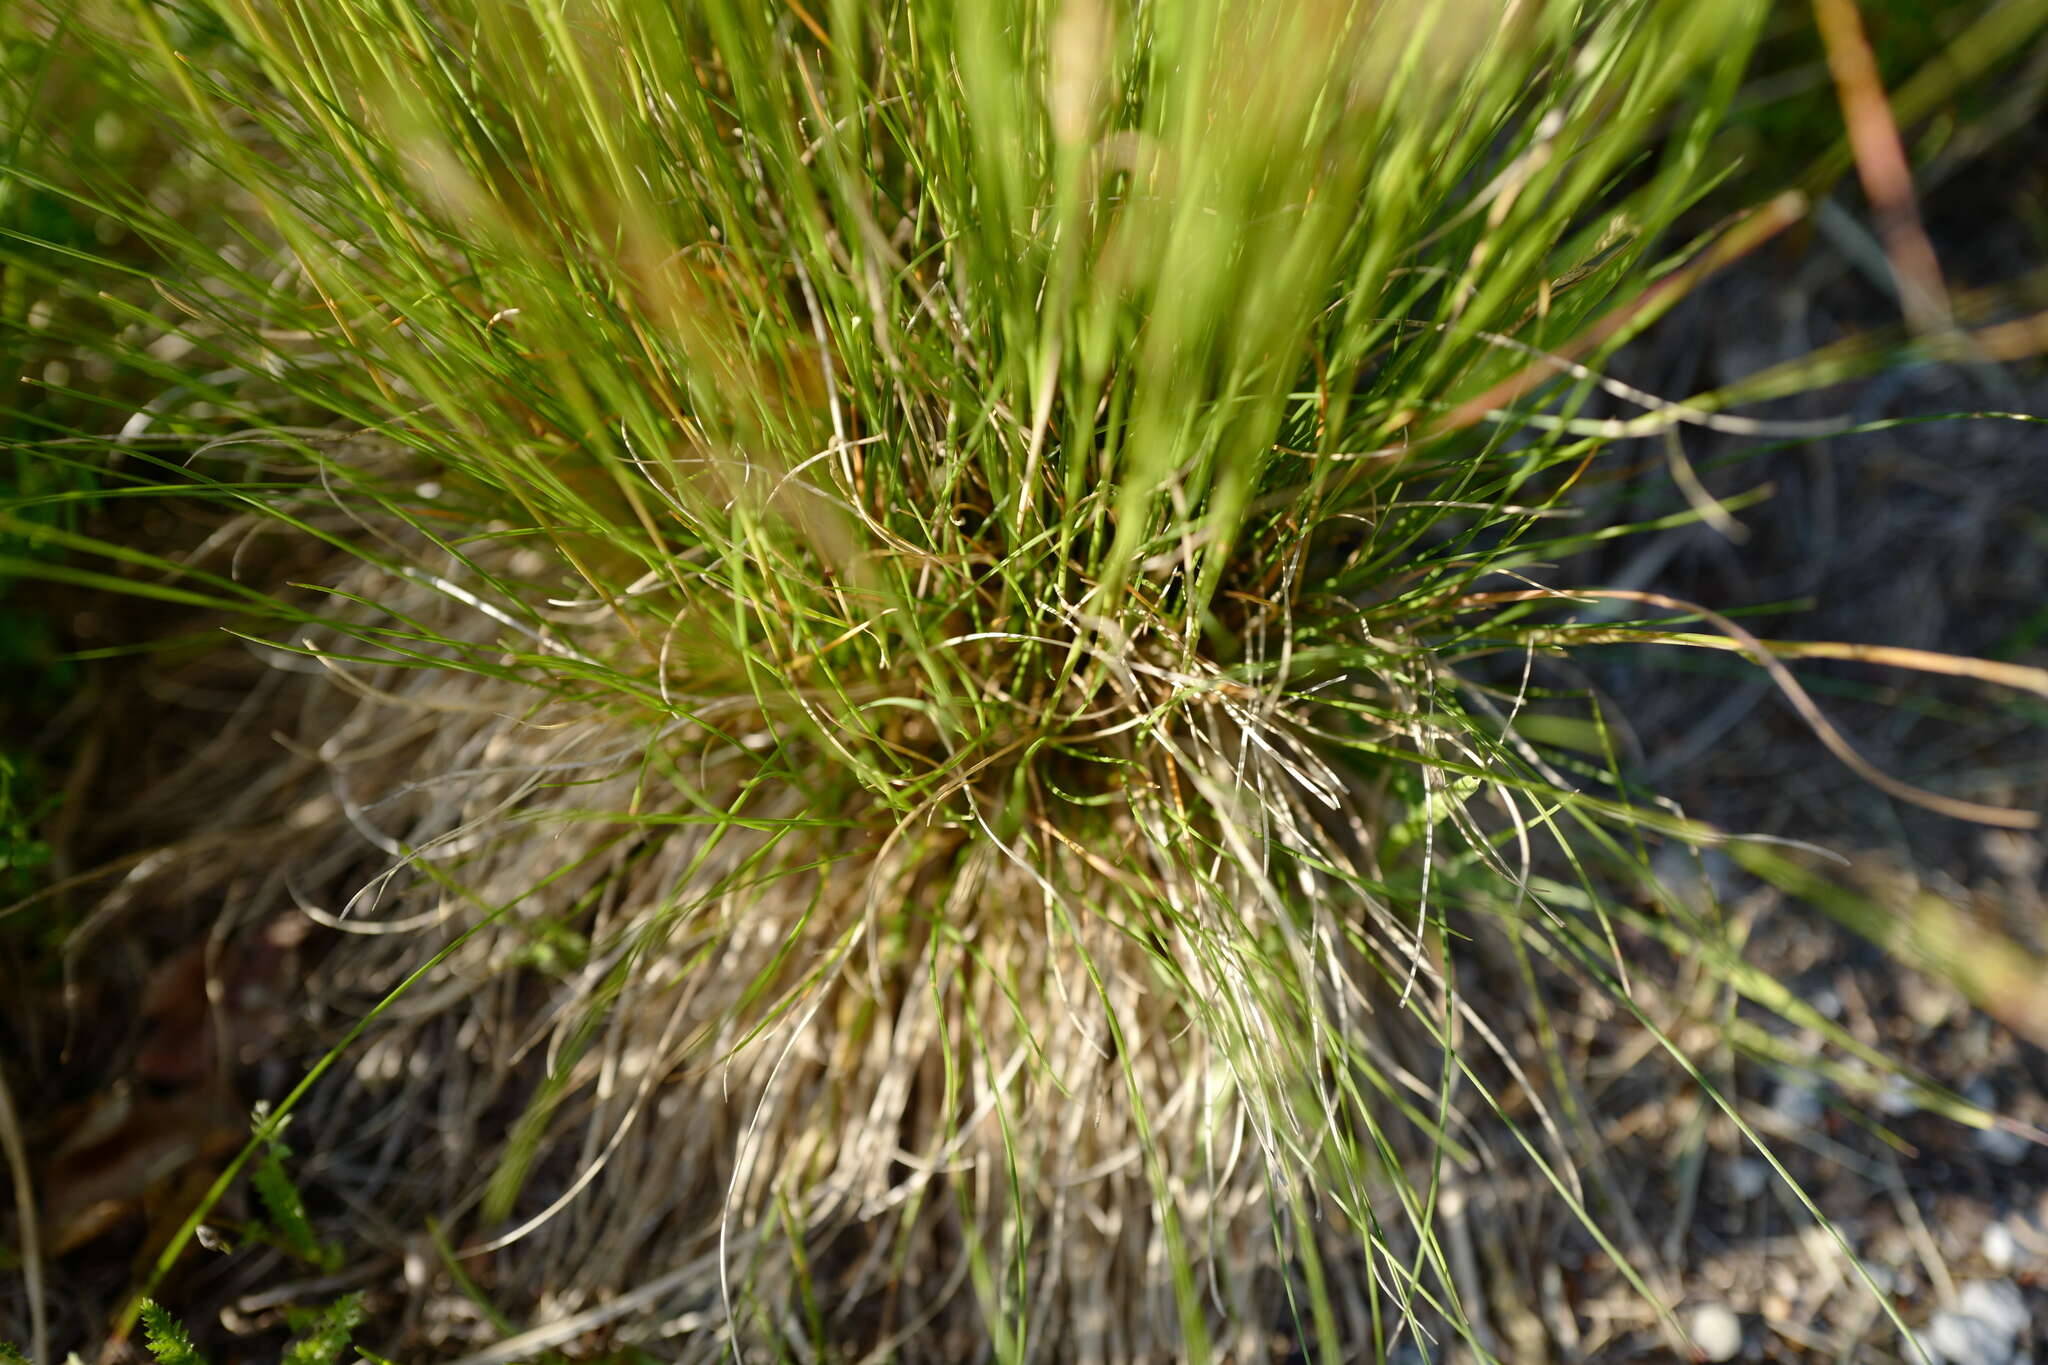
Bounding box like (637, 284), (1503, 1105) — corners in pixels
(1927, 1308), (2010, 1365)
(1986, 1222), (2021, 1273)
(1688, 1302), (1743, 1362)
(1925, 1281), (2032, 1365)
(1976, 1125), (2033, 1165)
(1959, 1279), (2030, 1341)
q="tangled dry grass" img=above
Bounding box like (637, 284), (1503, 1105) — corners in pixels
(43, 456), (1477, 1361)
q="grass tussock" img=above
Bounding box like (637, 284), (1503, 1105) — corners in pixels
(4, 0), (2047, 1361)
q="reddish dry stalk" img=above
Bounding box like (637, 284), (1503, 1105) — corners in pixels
(1811, 0), (1953, 333)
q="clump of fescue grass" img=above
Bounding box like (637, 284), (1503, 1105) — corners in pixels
(6, 0), (2046, 1360)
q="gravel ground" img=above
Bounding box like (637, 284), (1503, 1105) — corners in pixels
(1532, 132), (2048, 1363)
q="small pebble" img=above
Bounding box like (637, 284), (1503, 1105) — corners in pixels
(1959, 1279), (2030, 1340)
(1926, 1280), (2031, 1365)
(1901, 973), (1961, 1030)
(1728, 1158), (1769, 1202)
(1977, 1125), (2033, 1166)
(1986, 1221), (2021, 1272)
(1688, 1302), (1743, 1362)
(1652, 845), (1711, 907)
(1927, 1308), (2011, 1365)
(1771, 1078), (1824, 1128)
(1967, 1083), (2031, 1163)
(1875, 1074), (1919, 1118)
